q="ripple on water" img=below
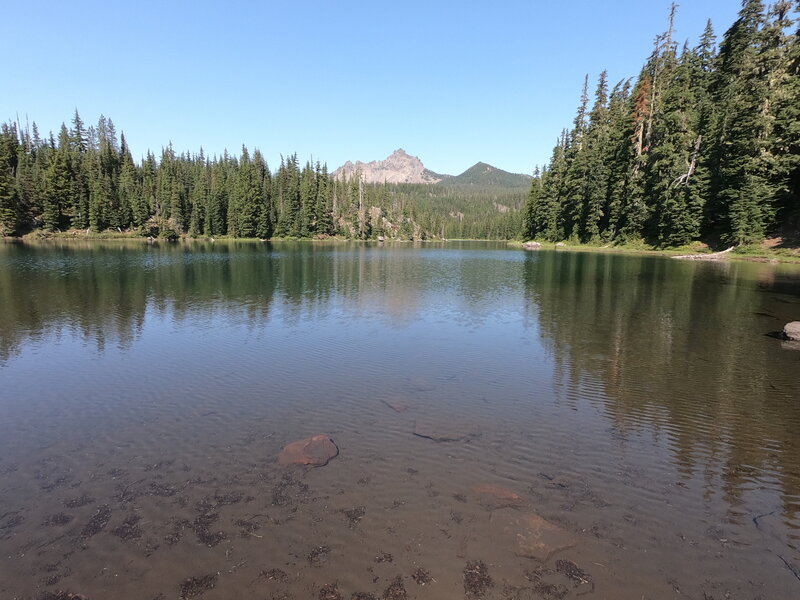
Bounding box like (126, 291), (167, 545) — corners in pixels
(1, 242), (800, 599)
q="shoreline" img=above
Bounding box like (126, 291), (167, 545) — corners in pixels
(4, 231), (800, 264)
(510, 239), (800, 265)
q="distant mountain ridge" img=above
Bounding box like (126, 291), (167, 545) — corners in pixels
(332, 149), (531, 188)
(445, 161), (532, 188)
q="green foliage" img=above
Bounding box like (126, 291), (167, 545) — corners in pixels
(0, 124), (21, 235)
(140, 215), (181, 241)
(524, 1), (798, 248)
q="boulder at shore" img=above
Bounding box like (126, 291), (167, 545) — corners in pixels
(783, 321), (800, 341)
(278, 434), (339, 467)
(522, 241), (541, 250)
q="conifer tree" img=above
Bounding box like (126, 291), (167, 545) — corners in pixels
(582, 71), (611, 241)
(602, 79), (633, 238)
(42, 125), (73, 231)
(274, 154), (301, 236)
(645, 38), (705, 246)
(207, 159), (228, 236)
(228, 146), (261, 238)
(764, 1), (799, 223)
(315, 163), (333, 235)
(0, 124), (21, 235)
(708, 0), (773, 244)
(523, 167), (543, 239)
(614, 69), (651, 240)
(15, 142), (44, 230)
(562, 75), (591, 240)
(299, 161), (317, 236)
(675, 20), (718, 241)
(255, 151), (273, 239)
(527, 131), (569, 241)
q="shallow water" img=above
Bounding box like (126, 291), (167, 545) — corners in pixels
(1, 240), (799, 600)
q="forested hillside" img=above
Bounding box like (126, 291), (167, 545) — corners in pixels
(0, 116), (525, 241)
(524, 0), (799, 248)
(445, 162), (531, 188)
(0, 114), (410, 241)
(354, 181), (525, 240)
(0, 114), (523, 241)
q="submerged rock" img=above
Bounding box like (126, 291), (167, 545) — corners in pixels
(413, 420), (478, 442)
(382, 396), (413, 413)
(405, 377), (436, 392)
(783, 321), (800, 341)
(490, 508), (576, 561)
(278, 435), (339, 467)
(471, 483), (526, 509)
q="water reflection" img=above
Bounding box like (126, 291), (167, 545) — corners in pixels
(522, 250), (800, 538)
(0, 240), (524, 361)
(2, 240), (800, 596)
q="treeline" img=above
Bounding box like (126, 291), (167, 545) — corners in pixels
(0, 113), (456, 241)
(0, 111), (522, 241)
(355, 182), (524, 240)
(524, 0), (799, 247)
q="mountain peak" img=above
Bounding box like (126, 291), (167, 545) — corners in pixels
(449, 162), (532, 188)
(332, 149), (442, 184)
(332, 151), (531, 188)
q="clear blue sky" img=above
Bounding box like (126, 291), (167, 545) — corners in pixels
(3, 0), (741, 175)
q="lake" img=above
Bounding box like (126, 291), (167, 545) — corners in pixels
(1, 240), (799, 600)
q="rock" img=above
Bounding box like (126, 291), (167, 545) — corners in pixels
(783, 321), (800, 341)
(555, 242), (566, 247)
(332, 149), (443, 184)
(490, 509), (576, 562)
(471, 483), (526, 509)
(382, 397), (413, 413)
(413, 420), (478, 442)
(278, 435), (339, 467)
(522, 241), (541, 250)
(405, 377), (436, 392)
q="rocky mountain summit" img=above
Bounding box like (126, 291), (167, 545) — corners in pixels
(332, 149), (532, 188)
(332, 148), (443, 184)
